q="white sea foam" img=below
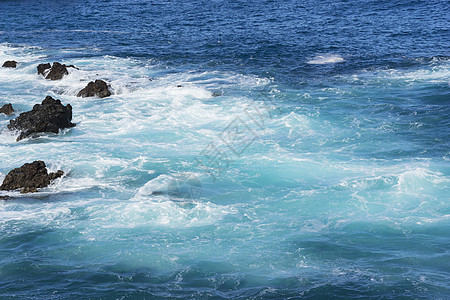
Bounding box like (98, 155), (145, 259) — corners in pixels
(340, 60), (450, 84)
(84, 197), (235, 229)
(135, 174), (174, 197)
(396, 167), (449, 194)
(0, 43), (47, 63)
(3, 43), (446, 226)
(307, 54), (345, 64)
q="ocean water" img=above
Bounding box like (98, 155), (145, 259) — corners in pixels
(0, 0), (449, 299)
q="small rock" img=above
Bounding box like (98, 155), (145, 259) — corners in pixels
(0, 195), (11, 200)
(48, 170), (64, 181)
(2, 61), (17, 68)
(46, 62), (69, 80)
(77, 80), (111, 98)
(211, 91), (223, 97)
(8, 95), (76, 141)
(37, 63), (51, 76)
(0, 161), (64, 193)
(0, 103), (14, 115)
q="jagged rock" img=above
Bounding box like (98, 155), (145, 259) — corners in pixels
(2, 61), (17, 68)
(0, 103), (14, 115)
(37, 63), (51, 76)
(77, 80), (111, 98)
(211, 91), (222, 97)
(8, 96), (76, 141)
(0, 161), (64, 193)
(45, 62), (69, 80)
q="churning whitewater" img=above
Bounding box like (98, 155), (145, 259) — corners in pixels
(0, 0), (449, 298)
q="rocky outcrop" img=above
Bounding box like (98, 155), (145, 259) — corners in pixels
(2, 61), (17, 68)
(8, 96), (76, 141)
(0, 161), (64, 193)
(77, 80), (111, 98)
(0, 103), (14, 115)
(37, 63), (51, 76)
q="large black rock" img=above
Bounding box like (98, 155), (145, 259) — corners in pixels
(0, 161), (64, 193)
(77, 80), (112, 98)
(8, 96), (76, 141)
(2, 61), (17, 68)
(0, 103), (14, 115)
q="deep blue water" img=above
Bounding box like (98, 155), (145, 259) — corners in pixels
(0, 0), (449, 299)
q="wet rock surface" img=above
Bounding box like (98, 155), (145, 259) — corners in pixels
(77, 80), (111, 98)
(0, 103), (14, 115)
(37, 62), (75, 80)
(45, 62), (69, 80)
(8, 96), (75, 141)
(37, 63), (51, 76)
(0, 161), (64, 193)
(2, 61), (17, 68)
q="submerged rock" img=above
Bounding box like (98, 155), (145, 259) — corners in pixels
(77, 80), (111, 98)
(0, 103), (14, 115)
(2, 61), (17, 68)
(8, 96), (76, 141)
(45, 62), (69, 80)
(0, 161), (64, 193)
(65, 64), (79, 70)
(37, 63), (51, 76)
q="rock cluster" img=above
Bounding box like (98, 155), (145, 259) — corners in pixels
(37, 62), (72, 80)
(77, 80), (111, 98)
(0, 161), (64, 193)
(8, 96), (76, 141)
(1, 59), (116, 197)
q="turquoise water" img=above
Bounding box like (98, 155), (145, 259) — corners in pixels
(1, 0), (450, 298)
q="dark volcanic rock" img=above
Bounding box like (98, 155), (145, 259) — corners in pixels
(37, 63), (51, 76)
(0, 161), (64, 193)
(48, 170), (64, 181)
(0, 103), (14, 115)
(77, 80), (111, 98)
(46, 62), (69, 80)
(2, 61), (17, 68)
(8, 96), (76, 141)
